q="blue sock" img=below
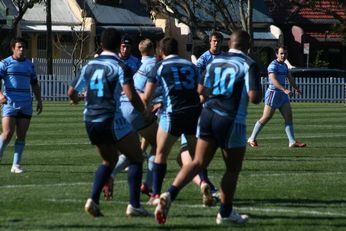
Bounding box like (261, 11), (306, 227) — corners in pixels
(128, 162), (143, 208)
(167, 185), (180, 202)
(111, 154), (129, 178)
(0, 137), (8, 160)
(220, 203), (233, 217)
(13, 140), (25, 166)
(198, 169), (208, 183)
(152, 163), (167, 195)
(91, 164), (112, 204)
(285, 123), (296, 144)
(249, 120), (264, 141)
(207, 179), (217, 192)
(144, 154), (155, 188)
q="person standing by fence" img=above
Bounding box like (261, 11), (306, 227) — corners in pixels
(247, 46), (306, 148)
(0, 37), (43, 173)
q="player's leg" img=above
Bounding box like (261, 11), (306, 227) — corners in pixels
(280, 102), (306, 147)
(217, 147), (248, 224)
(248, 89), (277, 147)
(116, 131), (151, 216)
(248, 104), (275, 147)
(149, 126), (178, 204)
(0, 116), (15, 161)
(138, 121), (158, 196)
(11, 116), (31, 173)
(217, 122), (248, 224)
(84, 119), (119, 217)
(155, 137), (217, 224)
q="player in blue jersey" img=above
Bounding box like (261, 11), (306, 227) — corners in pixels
(154, 30), (262, 225)
(0, 37), (43, 174)
(195, 31), (225, 73)
(118, 35), (141, 75)
(247, 46), (306, 148)
(102, 38), (159, 200)
(177, 31), (225, 206)
(142, 37), (203, 205)
(68, 28), (151, 218)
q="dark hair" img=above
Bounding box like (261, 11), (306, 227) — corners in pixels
(10, 37), (27, 49)
(229, 30), (250, 51)
(210, 31), (224, 42)
(121, 34), (132, 45)
(160, 37), (178, 56)
(275, 46), (287, 54)
(101, 28), (121, 52)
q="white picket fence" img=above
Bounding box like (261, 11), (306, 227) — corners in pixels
(261, 77), (345, 103)
(37, 74), (345, 103)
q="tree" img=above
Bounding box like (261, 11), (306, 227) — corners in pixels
(53, 11), (93, 77)
(144, 0), (253, 50)
(1, 0), (43, 56)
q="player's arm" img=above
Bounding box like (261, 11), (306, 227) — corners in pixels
(31, 80), (43, 114)
(269, 72), (292, 97)
(123, 83), (147, 114)
(287, 71), (301, 95)
(248, 63), (262, 104)
(0, 80), (7, 105)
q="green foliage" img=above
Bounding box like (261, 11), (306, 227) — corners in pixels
(0, 102), (345, 230)
(311, 50), (329, 68)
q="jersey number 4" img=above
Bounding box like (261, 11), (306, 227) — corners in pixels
(90, 69), (105, 97)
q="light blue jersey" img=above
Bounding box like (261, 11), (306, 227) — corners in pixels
(133, 56), (157, 93)
(267, 59), (288, 90)
(196, 50), (225, 73)
(204, 50), (261, 124)
(0, 56), (37, 103)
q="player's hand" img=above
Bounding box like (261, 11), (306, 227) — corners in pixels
(36, 100), (43, 115)
(294, 88), (302, 95)
(0, 94), (7, 105)
(283, 89), (293, 97)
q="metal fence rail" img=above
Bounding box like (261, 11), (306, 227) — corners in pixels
(37, 75), (345, 103)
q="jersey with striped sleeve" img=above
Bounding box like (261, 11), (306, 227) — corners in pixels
(70, 55), (132, 122)
(147, 55), (201, 113)
(203, 51), (261, 124)
(196, 50), (225, 73)
(0, 56), (37, 102)
(267, 59), (288, 90)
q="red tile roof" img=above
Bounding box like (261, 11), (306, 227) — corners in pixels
(264, 0), (345, 23)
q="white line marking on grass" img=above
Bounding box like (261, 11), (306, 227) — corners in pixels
(42, 198), (346, 218)
(247, 172), (346, 177)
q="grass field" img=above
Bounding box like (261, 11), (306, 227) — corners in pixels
(0, 102), (345, 230)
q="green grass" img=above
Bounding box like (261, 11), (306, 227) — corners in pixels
(0, 102), (345, 230)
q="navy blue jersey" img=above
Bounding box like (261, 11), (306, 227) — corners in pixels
(147, 55), (201, 113)
(204, 51), (261, 124)
(71, 54), (132, 122)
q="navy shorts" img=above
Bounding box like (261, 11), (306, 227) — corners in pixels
(159, 106), (202, 137)
(85, 118), (117, 145)
(197, 107), (246, 149)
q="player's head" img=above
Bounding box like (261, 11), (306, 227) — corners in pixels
(159, 37), (178, 57)
(275, 46), (288, 63)
(229, 30), (250, 53)
(119, 34), (132, 59)
(100, 28), (121, 52)
(138, 38), (155, 56)
(10, 37), (27, 60)
(209, 31), (223, 53)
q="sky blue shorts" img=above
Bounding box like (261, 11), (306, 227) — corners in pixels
(265, 89), (290, 109)
(2, 101), (33, 118)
